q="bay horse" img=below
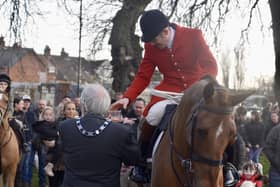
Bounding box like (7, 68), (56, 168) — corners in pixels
(0, 91), (20, 187)
(151, 76), (252, 187)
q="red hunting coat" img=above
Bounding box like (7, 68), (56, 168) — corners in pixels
(124, 24), (218, 116)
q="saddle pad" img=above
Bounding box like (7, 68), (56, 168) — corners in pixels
(147, 104), (177, 162)
(158, 104), (177, 131)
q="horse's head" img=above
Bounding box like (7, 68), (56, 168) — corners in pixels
(0, 91), (9, 126)
(173, 76), (253, 187)
(190, 79), (253, 146)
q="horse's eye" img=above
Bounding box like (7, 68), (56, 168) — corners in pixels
(197, 129), (208, 137)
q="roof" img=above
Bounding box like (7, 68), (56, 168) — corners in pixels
(0, 44), (108, 84)
(38, 54), (106, 83)
(0, 46), (36, 68)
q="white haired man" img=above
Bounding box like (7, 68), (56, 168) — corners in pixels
(59, 84), (141, 187)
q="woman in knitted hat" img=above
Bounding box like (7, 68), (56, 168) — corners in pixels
(0, 73), (11, 93)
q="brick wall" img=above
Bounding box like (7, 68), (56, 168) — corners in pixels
(9, 53), (46, 83)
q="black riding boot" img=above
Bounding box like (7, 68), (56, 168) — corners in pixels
(129, 121), (156, 184)
(223, 162), (240, 187)
(9, 119), (30, 153)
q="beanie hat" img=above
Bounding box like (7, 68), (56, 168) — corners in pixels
(0, 74), (11, 84)
(0, 73), (11, 92)
(140, 9), (170, 42)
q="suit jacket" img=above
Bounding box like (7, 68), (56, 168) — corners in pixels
(123, 24), (217, 115)
(59, 113), (141, 187)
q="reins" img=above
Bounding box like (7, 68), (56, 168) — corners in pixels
(168, 98), (233, 187)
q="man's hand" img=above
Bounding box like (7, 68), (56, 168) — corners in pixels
(123, 117), (136, 126)
(110, 98), (129, 110)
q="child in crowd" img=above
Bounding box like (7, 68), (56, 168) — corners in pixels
(236, 161), (263, 187)
(32, 106), (58, 176)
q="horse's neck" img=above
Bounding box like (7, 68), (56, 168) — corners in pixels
(3, 115), (10, 129)
(171, 104), (193, 156)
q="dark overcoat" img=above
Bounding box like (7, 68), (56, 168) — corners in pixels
(59, 113), (141, 187)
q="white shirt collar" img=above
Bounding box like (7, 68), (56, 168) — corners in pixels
(167, 26), (175, 49)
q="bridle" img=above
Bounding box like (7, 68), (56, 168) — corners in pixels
(168, 98), (233, 187)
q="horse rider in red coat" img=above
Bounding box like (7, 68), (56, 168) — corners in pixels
(111, 9), (218, 183)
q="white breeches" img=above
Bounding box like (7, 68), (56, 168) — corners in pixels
(146, 99), (177, 126)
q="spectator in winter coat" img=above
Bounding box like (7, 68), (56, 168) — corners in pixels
(263, 123), (280, 187)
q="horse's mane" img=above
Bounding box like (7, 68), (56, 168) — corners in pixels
(200, 75), (219, 86)
(173, 75), (217, 121)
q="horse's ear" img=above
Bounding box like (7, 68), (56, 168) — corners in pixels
(229, 90), (255, 106)
(203, 82), (215, 100)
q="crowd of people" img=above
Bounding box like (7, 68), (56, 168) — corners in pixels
(2, 81), (146, 187)
(10, 94), (81, 187)
(234, 102), (280, 187)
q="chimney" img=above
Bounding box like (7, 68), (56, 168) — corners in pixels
(44, 45), (51, 56)
(0, 36), (5, 48)
(60, 48), (69, 57)
(12, 41), (22, 48)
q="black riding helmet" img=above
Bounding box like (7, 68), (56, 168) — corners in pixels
(0, 73), (11, 92)
(140, 9), (170, 43)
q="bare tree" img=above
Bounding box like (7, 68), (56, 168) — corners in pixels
(0, 0), (42, 43)
(269, 0), (280, 103)
(73, 0), (179, 92)
(219, 49), (231, 88)
(109, 0), (152, 92)
(255, 75), (273, 96)
(233, 44), (246, 89)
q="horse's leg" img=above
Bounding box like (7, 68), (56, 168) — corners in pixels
(10, 164), (18, 187)
(4, 165), (17, 187)
(2, 171), (7, 187)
